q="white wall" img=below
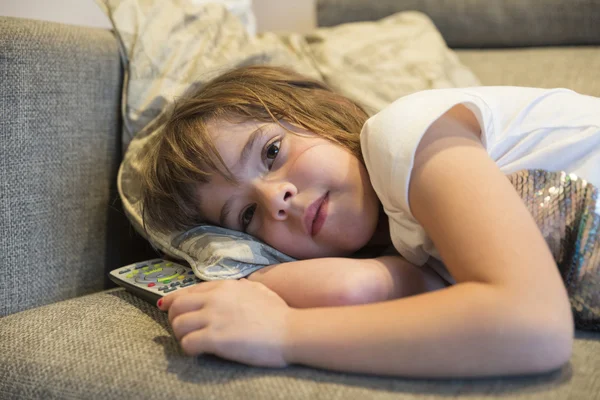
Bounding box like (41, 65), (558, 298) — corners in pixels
(0, 0), (316, 33)
(0, 0), (112, 28)
(253, 0), (315, 33)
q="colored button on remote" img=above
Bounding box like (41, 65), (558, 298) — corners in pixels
(157, 276), (176, 283)
(145, 268), (162, 275)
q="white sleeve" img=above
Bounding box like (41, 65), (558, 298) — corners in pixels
(360, 88), (494, 266)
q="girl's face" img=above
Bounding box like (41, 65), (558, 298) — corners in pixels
(195, 118), (381, 259)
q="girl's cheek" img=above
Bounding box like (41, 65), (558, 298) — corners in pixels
(261, 228), (297, 256)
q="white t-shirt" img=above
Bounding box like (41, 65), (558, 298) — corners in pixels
(360, 87), (600, 284)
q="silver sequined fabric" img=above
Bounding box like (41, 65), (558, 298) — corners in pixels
(507, 170), (600, 331)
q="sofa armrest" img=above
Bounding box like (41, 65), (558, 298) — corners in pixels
(0, 17), (154, 316)
(316, 0), (600, 48)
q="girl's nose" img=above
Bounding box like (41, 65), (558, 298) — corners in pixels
(256, 181), (297, 221)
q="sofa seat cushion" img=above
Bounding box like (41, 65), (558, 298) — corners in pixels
(1, 290), (599, 399)
(456, 47), (600, 97)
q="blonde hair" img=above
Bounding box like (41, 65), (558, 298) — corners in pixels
(141, 65), (369, 234)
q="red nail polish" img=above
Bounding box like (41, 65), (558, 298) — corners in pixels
(157, 298), (163, 308)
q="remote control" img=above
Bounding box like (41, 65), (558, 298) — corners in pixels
(109, 258), (202, 305)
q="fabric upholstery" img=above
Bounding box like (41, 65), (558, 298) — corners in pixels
(1, 288), (598, 399)
(456, 47), (600, 97)
(0, 17), (153, 317)
(316, 0), (600, 48)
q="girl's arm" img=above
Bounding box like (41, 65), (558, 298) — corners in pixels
(247, 256), (448, 308)
(282, 105), (574, 377)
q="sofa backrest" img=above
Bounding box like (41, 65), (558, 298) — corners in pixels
(316, 0), (600, 48)
(0, 17), (155, 316)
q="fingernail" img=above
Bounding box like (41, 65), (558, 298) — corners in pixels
(157, 298), (163, 308)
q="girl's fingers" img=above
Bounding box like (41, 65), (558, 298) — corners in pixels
(158, 280), (223, 311)
(170, 309), (209, 341)
(179, 328), (212, 357)
(167, 291), (208, 326)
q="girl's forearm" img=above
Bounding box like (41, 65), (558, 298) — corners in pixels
(248, 257), (393, 308)
(283, 282), (573, 378)
(248, 256), (447, 308)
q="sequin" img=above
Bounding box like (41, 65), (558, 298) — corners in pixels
(507, 170), (600, 331)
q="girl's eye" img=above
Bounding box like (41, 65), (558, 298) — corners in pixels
(264, 140), (281, 169)
(241, 205), (256, 231)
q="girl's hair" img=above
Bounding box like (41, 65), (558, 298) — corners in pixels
(141, 65), (369, 234)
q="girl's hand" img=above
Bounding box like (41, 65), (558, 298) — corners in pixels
(158, 279), (291, 368)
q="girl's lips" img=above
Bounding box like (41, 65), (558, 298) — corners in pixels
(306, 192), (329, 237)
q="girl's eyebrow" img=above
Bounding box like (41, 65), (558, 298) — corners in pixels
(219, 197), (234, 227)
(236, 125), (268, 169)
(219, 124), (269, 227)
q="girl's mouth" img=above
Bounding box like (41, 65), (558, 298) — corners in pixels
(310, 192), (329, 237)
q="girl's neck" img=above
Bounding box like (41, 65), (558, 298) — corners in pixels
(354, 204), (392, 257)
(370, 204), (392, 246)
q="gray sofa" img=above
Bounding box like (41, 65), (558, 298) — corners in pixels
(1, 1), (599, 399)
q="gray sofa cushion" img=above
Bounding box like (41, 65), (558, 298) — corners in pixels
(0, 17), (153, 317)
(316, 0), (600, 48)
(456, 47), (600, 97)
(1, 289), (598, 399)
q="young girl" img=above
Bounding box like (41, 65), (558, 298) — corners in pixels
(140, 65), (599, 378)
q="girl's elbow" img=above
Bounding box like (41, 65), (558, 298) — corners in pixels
(526, 319), (573, 373)
(551, 330), (574, 371)
(541, 310), (574, 370)
(515, 298), (574, 374)
(496, 272), (574, 373)
(536, 294), (575, 371)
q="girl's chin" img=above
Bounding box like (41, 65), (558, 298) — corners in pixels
(275, 226), (373, 260)
(287, 246), (350, 260)
(306, 246), (362, 260)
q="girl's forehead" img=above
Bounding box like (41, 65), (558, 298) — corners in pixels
(206, 119), (268, 160)
(206, 117), (257, 137)
(206, 118), (273, 144)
